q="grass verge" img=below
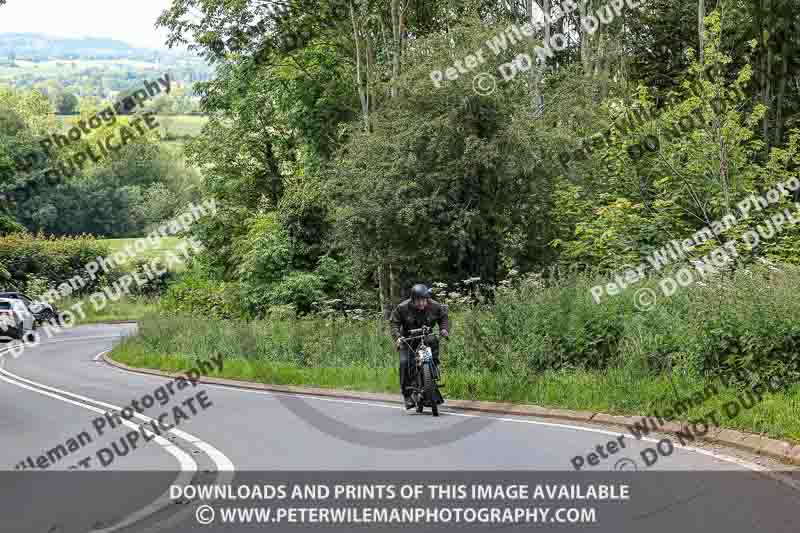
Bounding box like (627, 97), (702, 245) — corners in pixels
(111, 312), (800, 443)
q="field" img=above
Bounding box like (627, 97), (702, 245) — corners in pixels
(100, 237), (187, 269)
(67, 296), (159, 324)
(54, 114), (207, 139)
(0, 59), (164, 81)
(155, 115), (208, 138)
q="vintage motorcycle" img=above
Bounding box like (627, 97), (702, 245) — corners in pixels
(399, 325), (443, 417)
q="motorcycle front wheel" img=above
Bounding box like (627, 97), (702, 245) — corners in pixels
(414, 370), (424, 412)
(422, 364), (438, 416)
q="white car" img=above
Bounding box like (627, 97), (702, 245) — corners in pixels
(0, 292), (58, 324)
(0, 297), (35, 341)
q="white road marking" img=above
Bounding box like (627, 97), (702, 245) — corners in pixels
(104, 357), (770, 473)
(62, 327), (800, 490)
(216, 383), (772, 468)
(194, 380), (800, 490)
(0, 335), (126, 362)
(0, 344), (236, 532)
(36, 335), (125, 343)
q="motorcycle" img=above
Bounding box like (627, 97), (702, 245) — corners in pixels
(399, 325), (443, 417)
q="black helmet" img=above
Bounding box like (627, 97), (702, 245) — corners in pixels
(410, 284), (431, 301)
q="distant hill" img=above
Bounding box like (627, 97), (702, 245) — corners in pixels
(0, 33), (177, 61)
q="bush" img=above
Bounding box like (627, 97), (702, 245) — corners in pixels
(160, 271), (250, 320)
(144, 264), (800, 390)
(125, 258), (177, 297)
(267, 272), (325, 316)
(0, 233), (111, 295)
(694, 265), (800, 383)
(0, 214), (25, 236)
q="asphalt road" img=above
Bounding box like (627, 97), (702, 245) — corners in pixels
(0, 324), (798, 533)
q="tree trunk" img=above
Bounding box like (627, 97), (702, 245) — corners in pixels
(698, 0), (705, 63)
(774, 13), (790, 146)
(385, 0), (405, 312)
(350, 1), (369, 131)
(598, 33), (609, 100)
(761, 0), (772, 155)
(528, 0), (537, 101)
(379, 261), (393, 320)
(376, 266), (386, 326)
(264, 140), (281, 205)
(540, 0), (550, 111)
(389, 262), (400, 309)
(763, 36), (773, 153)
(543, 0), (551, 58)
(581, 0), (593, 77)
(528, 0), (547, 112)
(390, 0), (402, 98)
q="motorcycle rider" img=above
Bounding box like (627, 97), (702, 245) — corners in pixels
(390, 284), (449, 409)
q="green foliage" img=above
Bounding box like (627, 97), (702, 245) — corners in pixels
(147, 2), (800, 328)
(0, 233), (111, 294)
(23, 274), (51, 297)
(265, 272), (325, 316)
(55, 91), (79, 114)
(125, 258), (177, 297)
(694, 265), (800, 382)
(160, 270), (249, 320)
(0, 214), (25, 236)
(113, 314), (800, 441)
(2, 87), (202, 237)
(123, 263), (800, 384)
(0, 261), (10, 285)
(555, 16), (796, 274)
(233, 212), (293, 286)
(559, 198), (652, 271)
(76, 0), (800, 441)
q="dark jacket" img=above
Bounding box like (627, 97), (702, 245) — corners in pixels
(390, 299), (450, 341)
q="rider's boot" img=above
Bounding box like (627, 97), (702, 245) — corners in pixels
(404, 396), (415, 409)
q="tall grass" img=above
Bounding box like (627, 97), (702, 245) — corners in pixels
(111, 265), (800, 440)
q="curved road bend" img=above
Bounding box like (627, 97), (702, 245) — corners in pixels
(0, 324), (796, 532)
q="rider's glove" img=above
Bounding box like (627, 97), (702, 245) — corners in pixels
(395, 338), (402, 350)
(440, 329), (449, 338)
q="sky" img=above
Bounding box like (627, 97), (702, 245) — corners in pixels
(0, 0), (174, 49)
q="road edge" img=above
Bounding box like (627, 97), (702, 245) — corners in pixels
(102, 352), (800, 467)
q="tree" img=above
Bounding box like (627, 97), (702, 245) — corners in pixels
(147, 0), (800, 315)
(55, 91), (79, 114)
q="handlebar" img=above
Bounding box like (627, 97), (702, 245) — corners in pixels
(400, 326), (439, 342)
